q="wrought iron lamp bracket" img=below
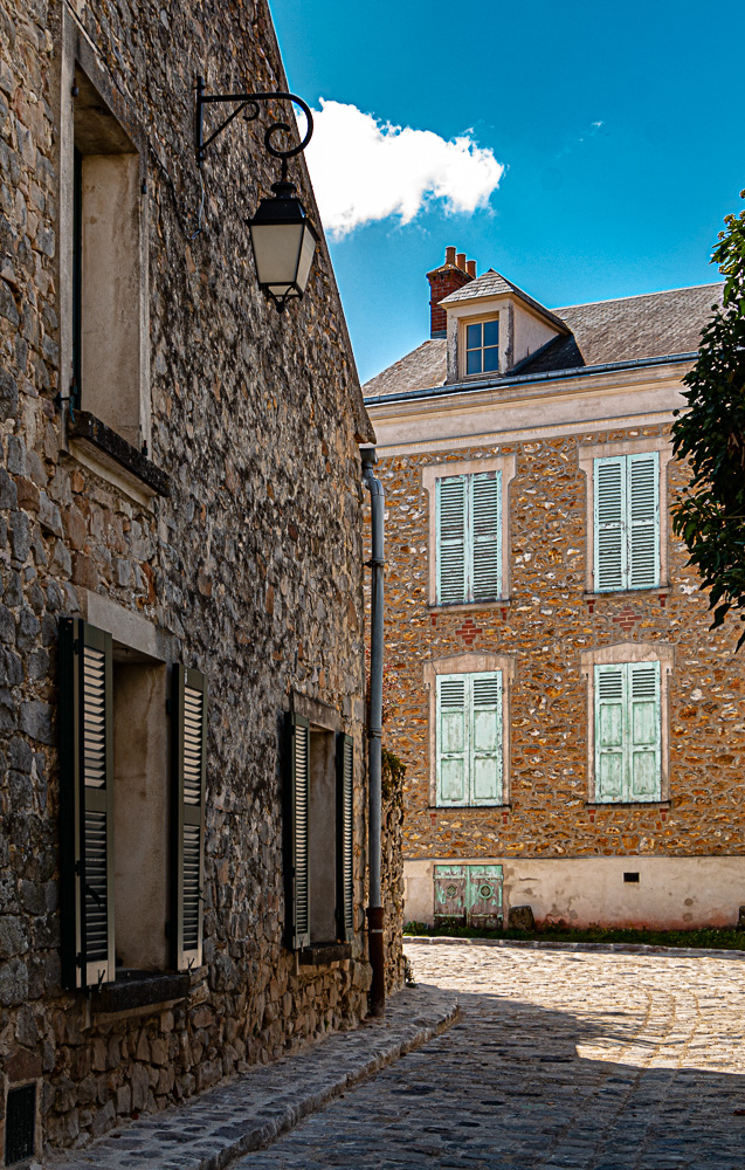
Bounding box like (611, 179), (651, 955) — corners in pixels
(195, 75), (314, 176)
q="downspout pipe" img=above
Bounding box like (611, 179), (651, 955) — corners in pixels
(361, 445), (385, 1016)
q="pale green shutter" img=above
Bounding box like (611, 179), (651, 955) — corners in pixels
(594, 457), (626, 592)
(469, 672), (503, 804)
(594, 665), (625, 801)
(628, 453), (660, 589)
(437, 476), (467, 604)
(436, 675), (468, 805)
(470, 472), (502, 602)
(628, 662), (661, 800)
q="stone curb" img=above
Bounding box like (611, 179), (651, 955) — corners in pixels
(42, 985), (458, 1170)
(405, 934), (745, 960)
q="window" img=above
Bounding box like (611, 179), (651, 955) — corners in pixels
(423, 457), (516, 608)
(465, 318), (499, 374)
(436, 471), (501, 604)
(58, 619), (206, 989)
(578, 439), (671, 595)
(594, 452), (659, 591)
(63, 52), (149, 451)
(581, 642), (673, 806)
(286, 713), (354, 950)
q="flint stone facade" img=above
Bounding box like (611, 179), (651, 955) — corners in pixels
(365, 250), (745, 934)
(0, 0), (400, 1161)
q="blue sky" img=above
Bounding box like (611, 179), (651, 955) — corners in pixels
(269, 0), (745, 384)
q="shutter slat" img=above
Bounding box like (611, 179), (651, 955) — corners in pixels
(171, 665), (206, 971)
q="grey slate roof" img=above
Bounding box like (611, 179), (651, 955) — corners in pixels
(363, 282), (723, 401)
(441, 269), (569, 334)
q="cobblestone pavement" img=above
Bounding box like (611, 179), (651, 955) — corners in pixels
(234, 940), (745, 1170)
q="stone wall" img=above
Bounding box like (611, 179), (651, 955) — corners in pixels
(381, 750), (405, 994)
(0, 0), (377, 1157)
(376, 425), (745, 880)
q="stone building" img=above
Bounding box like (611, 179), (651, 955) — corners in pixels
(0, 0), (402, 1163)
(364, 246), (745, 934)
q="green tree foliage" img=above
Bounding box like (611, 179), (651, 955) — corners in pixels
(671, 192), (745, 647)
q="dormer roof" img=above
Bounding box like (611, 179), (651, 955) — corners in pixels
(440, 268), (570, 334)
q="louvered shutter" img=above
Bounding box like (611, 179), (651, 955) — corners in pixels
(287, 713), (311, 949)
(594, 457), (626, 592)
(470, 672), (503, 804)
(594, 665), (625, 801)
(471, 472), (502, 602)
(436, 475), (467, 604)
(628, 453), (660, 589)
(171, 665), (206, 971)
(436, 675), (468, 806)
(336, 733), (354, 942)
(628, 662), (661, 800)
(59, 618), (115, 990)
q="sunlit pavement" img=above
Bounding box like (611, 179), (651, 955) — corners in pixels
(235, 939), (745, 1170)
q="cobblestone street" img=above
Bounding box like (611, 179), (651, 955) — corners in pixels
(236, 940), (745, 1170)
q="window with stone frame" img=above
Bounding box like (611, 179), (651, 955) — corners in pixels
(66, 58), (149, 450)
(581, 643), (673, 806)
(285, 713), (354, 951)
(58, 619), (206, 990)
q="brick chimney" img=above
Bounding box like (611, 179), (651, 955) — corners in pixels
(426, 246), (476, 338)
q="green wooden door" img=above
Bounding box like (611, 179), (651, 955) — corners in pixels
(434, 863), (503, 928)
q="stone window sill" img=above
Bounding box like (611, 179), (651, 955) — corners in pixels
(583, 587), (671, 602)
(90, 968), (192, 1014)
(430, 803), (512, 811)
(67, 410), (170, 500)
(298, 942), (352, 966)
(586, 800), (671, 810)
(428, 599), (511, 615)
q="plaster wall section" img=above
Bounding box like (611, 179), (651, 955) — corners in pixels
(0, 0), (377, 1155)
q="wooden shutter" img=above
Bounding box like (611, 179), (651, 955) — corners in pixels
(436, 475), (467, 604)
(469, 672), (503, 804)
(594, 457), (626, 592)
(287, 713), (311, 949)
(436, 675), (468, 805)
(171, 665), (206, 971)
(336, 733), (354, 942)
(471, 472), (502, 602)
(628, 662), (662, 800)
(594, 664), (625, 801)
(628, 453), (660, 589)
(59, 618), (115, 990)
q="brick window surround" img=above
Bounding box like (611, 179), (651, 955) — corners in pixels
(580, 641), (674, 805)
(424, 651), (516, 807)
(578, 436), (673, 595)
(422, 454), (517, 608)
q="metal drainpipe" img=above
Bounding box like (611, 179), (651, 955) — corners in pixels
(361, 445), (385, 1016)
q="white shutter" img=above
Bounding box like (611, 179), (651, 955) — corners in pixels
(436, 476), (467, 605)
(628, 662), (661, 800)
(628, 453), (660, 589)
(594, 665), (625, 801)
(469, 672), (503, 804)
(594, 457), (626, 592)
(436, 675), (468, 805)
(470, 472), (502, 602)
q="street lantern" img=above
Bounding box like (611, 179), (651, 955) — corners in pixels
(249, 180), (318, 310)
(195, 76), (317, 311)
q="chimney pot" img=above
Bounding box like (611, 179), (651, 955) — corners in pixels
(466, 259), (476, 278)
(456, 252), (466, 271)
(445, 246), (456, 265)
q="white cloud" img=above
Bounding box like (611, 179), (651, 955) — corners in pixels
(301, 100), (504, 239)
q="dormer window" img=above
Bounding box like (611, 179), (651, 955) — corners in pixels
(465, 317), (500, 375)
